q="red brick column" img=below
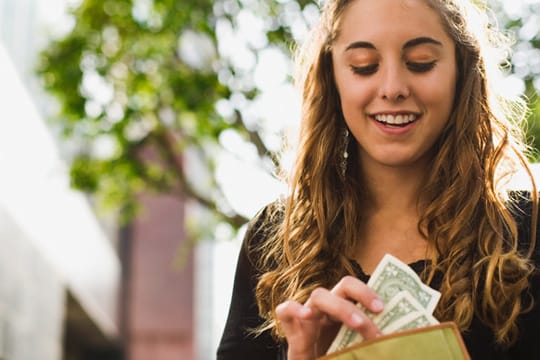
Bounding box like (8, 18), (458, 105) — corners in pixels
(125, 193), (194, 360)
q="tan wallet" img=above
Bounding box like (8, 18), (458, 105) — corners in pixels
(318, 322), (470, 360)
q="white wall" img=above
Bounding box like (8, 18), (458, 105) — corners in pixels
(0, 42), (121, 338)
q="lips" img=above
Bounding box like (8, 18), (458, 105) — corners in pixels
(372, 113), (420, 128)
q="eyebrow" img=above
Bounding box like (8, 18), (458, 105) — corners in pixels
(345, 37), (443, 52)
(403, 37), (442, 49)
(345, 41), (375, 51)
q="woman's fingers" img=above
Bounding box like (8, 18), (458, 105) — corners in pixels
(276, 300), (313, 323)
(306, 288), (381, 340)
(276, 301), (319, 360)
(332, 276), (384, 313)
(305, 276), (383, 340)
(276, 276), (384, 359)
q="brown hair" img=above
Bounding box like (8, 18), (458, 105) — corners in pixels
(253, 0), (538, 345)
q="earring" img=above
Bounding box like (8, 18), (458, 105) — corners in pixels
(339, 128), (349, 178)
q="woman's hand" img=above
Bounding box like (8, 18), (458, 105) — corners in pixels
(275, 276), (384, 360)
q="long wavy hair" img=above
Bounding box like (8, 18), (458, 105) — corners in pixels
(253, 0), (538, 345)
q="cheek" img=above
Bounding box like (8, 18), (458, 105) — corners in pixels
(424, 87), (453, 109)
(438, 65), (457, 101)
(420, 71), (456, 113)
(335, 76), (374, 112)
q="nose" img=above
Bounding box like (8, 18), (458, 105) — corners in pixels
(378, 62), (410, 102)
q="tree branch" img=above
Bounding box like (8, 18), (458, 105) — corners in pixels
(233, 109), (281, 171)
(154, 130), (249, 228)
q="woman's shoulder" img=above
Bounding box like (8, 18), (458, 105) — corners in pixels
(244, 199), (286, 244)
(507, 190), (540, 263)
(242, 198), (286, 269)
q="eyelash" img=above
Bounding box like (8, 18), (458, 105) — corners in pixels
(350, 61), (437, 76)
(350, 64), (378, 75)
(407, 61), (437, 72)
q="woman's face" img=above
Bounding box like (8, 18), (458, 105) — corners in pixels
(332, 0), (457, 172)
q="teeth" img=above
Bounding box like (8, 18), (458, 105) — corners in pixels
(375, 114), (417, 125)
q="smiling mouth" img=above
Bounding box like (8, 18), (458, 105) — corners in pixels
(374, 114), (419, 128)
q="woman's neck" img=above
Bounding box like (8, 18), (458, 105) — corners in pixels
(361, 162), (426, 214)
(353, 161), (430, 273)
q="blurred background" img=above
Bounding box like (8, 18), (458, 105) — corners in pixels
(0, 0), (539, 359)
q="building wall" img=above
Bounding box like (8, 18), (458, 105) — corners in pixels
(0, 206), (64, 360)
(0, 1), (123, 358)
(0, 0), (38, 80)
(125, 193), (194, 359)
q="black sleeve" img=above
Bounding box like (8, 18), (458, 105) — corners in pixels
(508, 192), (540, 359)
(217, 206), (284, 360)
(508, 273), (540, 359)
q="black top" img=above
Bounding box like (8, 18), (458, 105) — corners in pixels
(217, 195), (540, 359)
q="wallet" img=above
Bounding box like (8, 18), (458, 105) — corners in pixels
(318, 322), (470, 360)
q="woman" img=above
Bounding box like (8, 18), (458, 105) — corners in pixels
(218, 0), (540, 359)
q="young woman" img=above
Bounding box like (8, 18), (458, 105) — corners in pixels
(217, 0), (540, 359)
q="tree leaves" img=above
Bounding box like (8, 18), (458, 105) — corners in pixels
(37, 0), (540, 236)
(37, 0), (304, 232)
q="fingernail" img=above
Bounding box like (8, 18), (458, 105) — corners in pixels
(351, 312), (364, 326)
(371, 299), (384, 312)
(300, 307), (312, 317)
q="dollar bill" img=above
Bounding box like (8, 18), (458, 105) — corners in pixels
(368, 254), (440, 313)
(383, 311), (439, 334)
(326, 254), (441, 354)
(373, 291), (425, 333)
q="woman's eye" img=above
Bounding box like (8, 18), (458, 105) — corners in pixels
(407, 61), (437, 73)
(350, 64), (379, 76)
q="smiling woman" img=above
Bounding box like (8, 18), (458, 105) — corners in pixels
(217, 1), (540, 360)
(332, 0), (457, 172)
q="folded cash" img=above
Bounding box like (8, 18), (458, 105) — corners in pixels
(326, 254), (440, 354)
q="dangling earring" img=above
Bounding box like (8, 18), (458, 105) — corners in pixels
(339, 128), (349, 179)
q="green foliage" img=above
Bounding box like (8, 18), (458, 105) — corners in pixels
(37, 0), (319, 231)
(524, 80), (540, 161)
(497, 0), (540, 161)
(37, 0), (540, 235)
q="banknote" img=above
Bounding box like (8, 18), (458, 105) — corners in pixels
(326, 254), (441, 354)
(383, 311), (439, 334)
(367, 254), (440, 313)
(373, 291), (425, 333)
